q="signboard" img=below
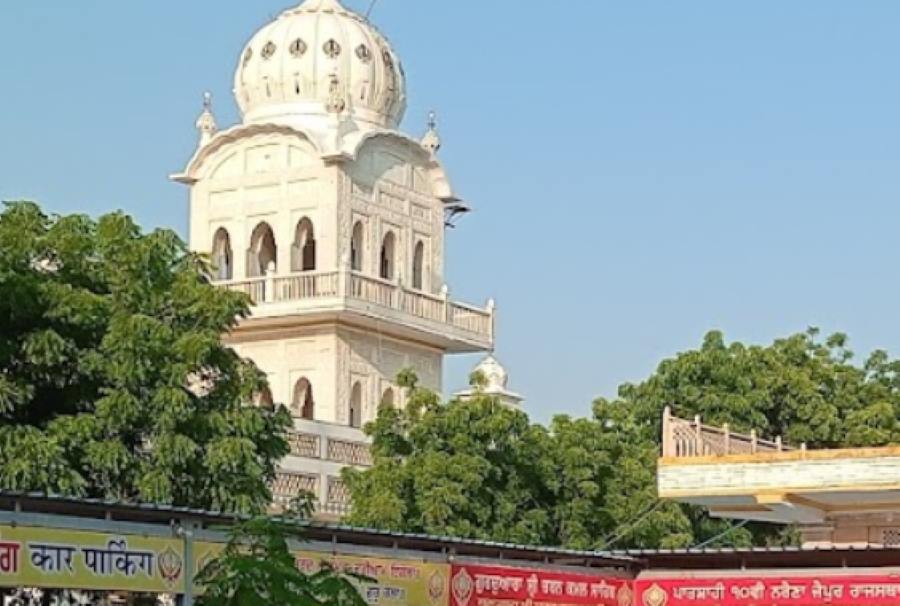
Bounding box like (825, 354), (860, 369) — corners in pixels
(193, 542), (450, 606)
(635, 575), (900, 606)
(0, 525), (184, 594)
(450, 563), (633, 606)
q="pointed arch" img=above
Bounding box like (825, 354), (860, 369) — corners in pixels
(256, 387), (275, 411)
(248, 222), (277, 277)
(212, 228), (233, 281)
(351, 221), (364, 272)
(380, 231), (396, 281)
(349, 382), (363, 428)
(292, 377), (314, 420)
(380, 387), (395, 410)
(412, 240), (425, 290)
(292, 217), (316, 272)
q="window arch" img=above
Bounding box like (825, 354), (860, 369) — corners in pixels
(292, 218), (316, 272)
(412, 241), (425, 290)
(256, 387), (275, 411)
(350, 221), (364, 272)
(248, 222), (277, 277)
(349, 382), (363, 428)
(212, 228), (233, 281)
(292, 378), (314, 420)
(380, 387), (395, 410)
(380, 231), (396, 281)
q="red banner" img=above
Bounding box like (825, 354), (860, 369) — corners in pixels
(450, 563), (633, 606)
(635, 575), (900, 606)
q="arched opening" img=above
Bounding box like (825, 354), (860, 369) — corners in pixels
(256, 387), (275, 412)
(380, 387), (395, 411)
(380, 231), (396, 281)
(292, 218), (316, 272)
(349, 382), (363, 428)
(412, 241), (425, 290)
(212, 228), (233, 281)
(248, 222), (277, 277)
(292, 378), (314, 420)
(350, 221), (364, 272)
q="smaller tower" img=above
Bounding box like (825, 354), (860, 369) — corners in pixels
(422, 111), (441, 157)
(456, 355), (524, 409)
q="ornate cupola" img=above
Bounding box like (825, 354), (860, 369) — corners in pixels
(234, 0), (407, 135)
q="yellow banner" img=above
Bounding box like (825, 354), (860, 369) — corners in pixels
(194, 542), (450, 606)
(0, 525), (184, 594)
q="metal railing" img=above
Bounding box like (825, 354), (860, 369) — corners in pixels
(661, 406), (798, 458)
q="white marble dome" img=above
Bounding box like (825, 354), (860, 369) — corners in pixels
(234, 0), (407, 131)
(476, 356), (509, 391)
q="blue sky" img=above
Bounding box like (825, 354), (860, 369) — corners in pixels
(2, 1), (900, 422)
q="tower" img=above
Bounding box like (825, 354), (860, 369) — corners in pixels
(172, 0), (494, 516)
(456, 356), (524, 409)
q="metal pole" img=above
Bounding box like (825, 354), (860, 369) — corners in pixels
(178, 525), (195, 606)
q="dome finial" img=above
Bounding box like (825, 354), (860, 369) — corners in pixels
(422, 110), (441, 156)
(195, 91), (218, 148)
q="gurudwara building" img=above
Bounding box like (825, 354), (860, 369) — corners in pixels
(172, 0), (504, 515)
(659, 408), (900, 548)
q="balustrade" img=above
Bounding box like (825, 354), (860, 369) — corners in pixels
(288, 431), (321, 459)
(661, 407), (797, 458)
(327, 438), (374, 466)
(324, 477), (352, 516)
(218, 270), (493, 341)
(272, 471), (319, 509)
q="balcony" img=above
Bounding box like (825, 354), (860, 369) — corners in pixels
(220, 270), (493, 353)
(658, 408), (900, 532)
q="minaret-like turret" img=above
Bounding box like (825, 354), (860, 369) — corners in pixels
(174, 0), (495, 518)
(194, 92), (218, 148)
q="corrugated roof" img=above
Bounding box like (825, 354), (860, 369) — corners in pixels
(0, 491), (636, 567)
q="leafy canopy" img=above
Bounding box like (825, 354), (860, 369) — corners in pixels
(0, 201), (290, 514)
(348, 329), (900, 549)
(197, 513), (368, 606)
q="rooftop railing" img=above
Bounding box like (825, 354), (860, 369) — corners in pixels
(661, 406), (800, 458)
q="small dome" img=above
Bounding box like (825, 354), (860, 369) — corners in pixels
(475, 355), (509, 391)
(234, 0), (407, 132)
(456, 355), (523, 409)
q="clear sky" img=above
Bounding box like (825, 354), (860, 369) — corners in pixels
(2, 1), (900, 423)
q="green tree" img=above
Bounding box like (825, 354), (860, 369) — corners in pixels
(0, 201), (290, 513)
(345, 372), (559, 545)
(593, 328), (900, 548)
(197, 515), (368, 606)
(347, 330), (900, 550)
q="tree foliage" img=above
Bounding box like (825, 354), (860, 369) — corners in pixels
(0, 202), (290, 513)
(197, 515), (368, 606)
(348, 329), (900, 550)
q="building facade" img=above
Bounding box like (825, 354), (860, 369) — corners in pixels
(658, 408), (900, 548)
(173, 0), (495, 515)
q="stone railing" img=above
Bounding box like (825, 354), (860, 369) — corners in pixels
(327, 438), (373, 466)
(286, 421), (372, 467)
(272, 471), (319, 510)
(219, 269), (494, 342)
(348, 272), (494, 338)
(287, 431), (321, 459)
(661, 407), (797, 458)
(324, 477), (352, 517)
(271, 472), (353, 518)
